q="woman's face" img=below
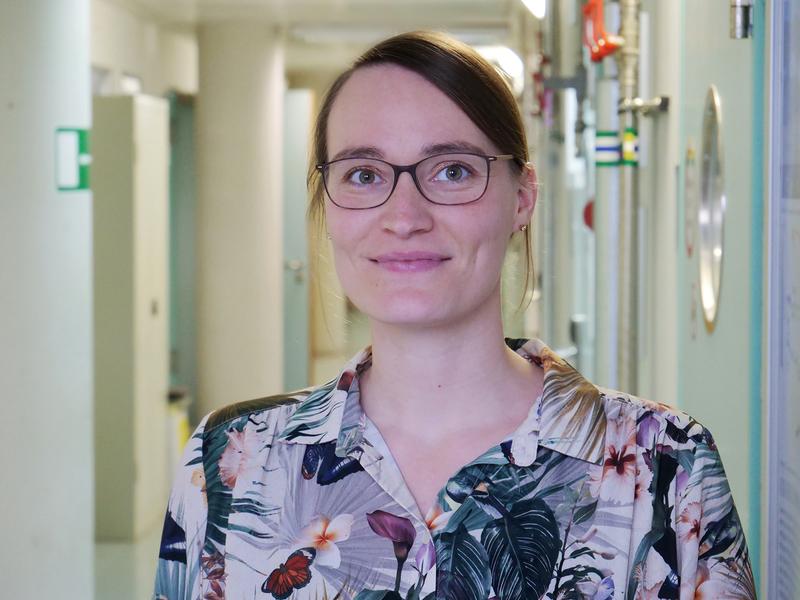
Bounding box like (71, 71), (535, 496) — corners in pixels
(324, 64), (535, 329)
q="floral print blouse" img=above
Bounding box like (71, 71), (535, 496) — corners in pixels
(153, 338), (755, 600)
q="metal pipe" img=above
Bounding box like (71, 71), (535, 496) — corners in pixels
(616, 0), (641, 393)
(594, 70), (620, 389)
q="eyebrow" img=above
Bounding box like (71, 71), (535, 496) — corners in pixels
(330, 146), (384, 161)
(421, 140), (490, 156)
(328, 140), (492, 163)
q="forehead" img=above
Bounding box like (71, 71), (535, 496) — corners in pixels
(326, 64), (495, 160)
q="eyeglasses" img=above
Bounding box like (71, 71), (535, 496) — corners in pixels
(316, 152), (515, 210)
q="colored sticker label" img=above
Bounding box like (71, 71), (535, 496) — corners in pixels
(595, 130), (621, 166)
(622, 127), (639, 165)
(56, 128), (91, 191)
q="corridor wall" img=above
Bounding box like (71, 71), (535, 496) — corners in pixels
(0, 0), (94, 597)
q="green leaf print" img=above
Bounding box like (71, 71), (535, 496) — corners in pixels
(435, 523), (492, 600)
(480, 497), (561, 600)
(625, 528), (664, 599)
(571, 499), (598, 525)
(439, 497), (493, 535)
(201, 418), (247, 553)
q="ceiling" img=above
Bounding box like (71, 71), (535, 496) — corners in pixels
(107, 0), (532, 76)
(117, 0), (517, 30)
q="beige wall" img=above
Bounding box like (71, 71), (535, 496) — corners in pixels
(195, 23), (286, 415)
(91, 0), (198, 95)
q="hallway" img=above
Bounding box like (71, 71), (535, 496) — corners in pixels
(1, 0), (798, 597)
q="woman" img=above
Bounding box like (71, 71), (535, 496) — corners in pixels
(154, 31), (755, 600)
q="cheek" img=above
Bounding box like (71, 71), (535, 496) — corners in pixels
(332, 247), (361, 287)
(460, 205), (515, 265)
(325, 215), (372, 291)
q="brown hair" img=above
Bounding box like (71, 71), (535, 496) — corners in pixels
(307, 30), (535, 310)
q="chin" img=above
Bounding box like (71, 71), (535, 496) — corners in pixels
(351, 293), (454, 328)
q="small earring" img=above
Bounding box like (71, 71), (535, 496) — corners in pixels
(519, 224), (528, 232)
(326, 232), (332, 240)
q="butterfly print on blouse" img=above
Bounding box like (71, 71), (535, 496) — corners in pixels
(262, 548), (316, 599)
(301, 441), (363, 485)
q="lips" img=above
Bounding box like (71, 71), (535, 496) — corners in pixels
(370, 251), (451, 272)
(372, 251), (450, 262)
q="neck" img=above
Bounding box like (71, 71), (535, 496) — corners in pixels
(358, 288), (542, 440)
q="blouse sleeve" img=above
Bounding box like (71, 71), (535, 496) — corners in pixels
(675, 425), (757, 598)
(153, 415), (209, 600)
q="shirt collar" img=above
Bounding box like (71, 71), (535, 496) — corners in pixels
(277, 337), (606, 466)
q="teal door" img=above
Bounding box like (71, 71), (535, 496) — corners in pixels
(168, 93), (198, 405)
(282, 89), (312, 390)
(677, 0), (764, 582)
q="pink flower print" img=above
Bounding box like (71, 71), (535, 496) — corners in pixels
(606, 413), (637, 448)
(677, 502), (702, 544)
(634, 464), (653, 504)
(191, 468), (207, 505)
(596, 443), (637, 503)
(635, 551), (676, 599)
(295, 514), (354, 568)
(690, 561), (753, 599)
(414, 540), (436, 575)
(218, 428), (259, 489)
(605, 445), (636, 476)
(632, 463), (655, 536)
(692, 563), (726, 599)
(424, 505), (452, 532)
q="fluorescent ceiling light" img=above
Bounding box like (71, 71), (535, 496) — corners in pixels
(475, 45), (524, 97)
(520, 0), (546, 20)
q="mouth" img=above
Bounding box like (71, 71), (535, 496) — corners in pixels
(370, 252), (451, 273)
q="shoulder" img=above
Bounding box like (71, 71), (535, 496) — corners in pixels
(204, 389), (308, 432)
(595, 389), (753, 594)
(596, 385), (720, 467)
(199, 378), (334, 441)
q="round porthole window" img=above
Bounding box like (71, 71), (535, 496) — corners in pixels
(698, 85), (725, 333)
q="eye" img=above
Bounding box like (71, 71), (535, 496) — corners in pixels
(344, 168), (382, 186)
(433, 162), (472, 182)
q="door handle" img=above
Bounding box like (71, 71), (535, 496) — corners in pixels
(284, 259), (306, 283)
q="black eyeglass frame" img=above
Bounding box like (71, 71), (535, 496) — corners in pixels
(315, 152), (516, 210)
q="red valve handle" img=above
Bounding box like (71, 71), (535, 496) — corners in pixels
(582, 0), (622, 62)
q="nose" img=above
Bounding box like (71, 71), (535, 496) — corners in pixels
(380, 171), (434, 237)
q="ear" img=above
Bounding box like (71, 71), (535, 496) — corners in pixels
(513, 162), (537, 229)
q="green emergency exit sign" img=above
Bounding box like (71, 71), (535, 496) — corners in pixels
(56, 127), (90, 191)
